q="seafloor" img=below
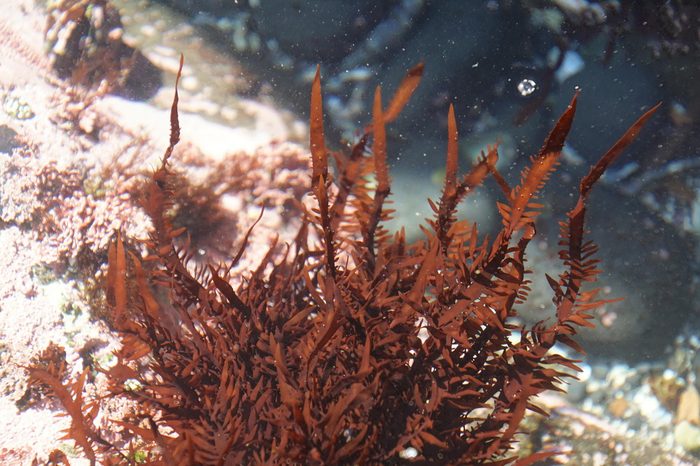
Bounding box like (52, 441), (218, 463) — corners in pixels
(0, 1), (698, 464)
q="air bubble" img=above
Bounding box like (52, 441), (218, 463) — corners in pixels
(517, 78), (537, 96)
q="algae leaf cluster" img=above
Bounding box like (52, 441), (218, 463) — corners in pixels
(27, 56), (658, 465)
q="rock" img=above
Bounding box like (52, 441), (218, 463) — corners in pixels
(675, 421), (700, 453)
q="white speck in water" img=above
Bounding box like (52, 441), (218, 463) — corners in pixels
(517, 78), (537, 96)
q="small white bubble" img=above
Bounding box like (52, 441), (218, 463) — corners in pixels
(517, 78), (537, 96)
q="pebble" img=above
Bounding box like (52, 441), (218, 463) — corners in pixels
(674, 421), (700, 453)
(2, 94), (34, 120)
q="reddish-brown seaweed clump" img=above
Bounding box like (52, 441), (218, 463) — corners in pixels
(27, 56), (657, 465)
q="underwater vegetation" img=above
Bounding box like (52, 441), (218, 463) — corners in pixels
(46, 0), (160, 100)
(46, 0), (134, 87)
(26, 57), (658, 465)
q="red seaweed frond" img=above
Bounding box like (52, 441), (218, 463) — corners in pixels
(25, 366), (113, 466)
(26, 57), (658, 465)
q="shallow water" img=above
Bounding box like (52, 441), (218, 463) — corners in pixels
(135, 0), (699, 360)
(1, 1), (699, 464)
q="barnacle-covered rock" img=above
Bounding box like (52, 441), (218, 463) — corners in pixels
(45, 0), (135, 87)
